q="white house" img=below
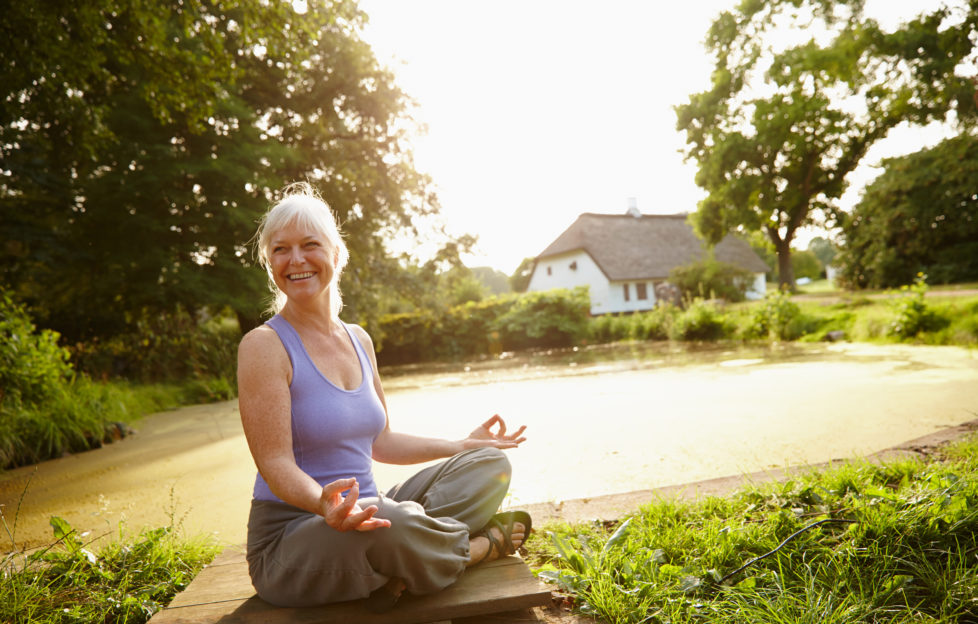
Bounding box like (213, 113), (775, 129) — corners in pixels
(526, 208), (769, 315)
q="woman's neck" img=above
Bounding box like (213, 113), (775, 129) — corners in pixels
(279, 299), (339, 334)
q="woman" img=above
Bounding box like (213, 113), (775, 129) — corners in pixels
(237, 183), (531, 610)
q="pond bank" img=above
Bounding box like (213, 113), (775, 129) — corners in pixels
(1, 342), (975, 554)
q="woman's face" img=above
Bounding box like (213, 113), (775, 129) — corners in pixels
(267, 221), (338, 306)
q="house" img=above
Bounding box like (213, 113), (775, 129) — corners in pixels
(526, 207), (769, 315)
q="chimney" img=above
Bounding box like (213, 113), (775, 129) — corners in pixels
(626, 197), (641, 218)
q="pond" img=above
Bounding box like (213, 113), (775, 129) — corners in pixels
(1, 341), (975, 553)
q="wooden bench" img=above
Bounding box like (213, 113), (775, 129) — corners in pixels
(149, 546), (552, 624)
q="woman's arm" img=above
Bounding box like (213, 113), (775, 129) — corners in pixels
(347, 326), (527, 465)
(238, 326), (325, 513)
(238, 327), (388, 530)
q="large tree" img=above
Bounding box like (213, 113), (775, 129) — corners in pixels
(676, 0), (978, 288)
(1, 0), (438, 340)
(838, 133), (978, 288)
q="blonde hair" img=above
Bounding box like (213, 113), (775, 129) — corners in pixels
(255, 183), (349, 316)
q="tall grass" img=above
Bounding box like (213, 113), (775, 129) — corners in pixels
(0, 501), (219, 624)
(532, 435), (978, 623)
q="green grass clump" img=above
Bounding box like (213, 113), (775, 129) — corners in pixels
(0, 515), (219, 624)
(531, 435), (978, 623)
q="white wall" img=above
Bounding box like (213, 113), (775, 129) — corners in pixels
(528, 251), (660, 315)
(745, 273), (767, 300)
(605, 280), (657, 314)
(528, 251), (610, 315)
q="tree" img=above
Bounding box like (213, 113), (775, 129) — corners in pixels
(470, 266), (511, 295)
(1, 0), (441, 341)
(837, 134), (978, 288)
(509, 257), (535, 293)
(808, 236), (838, 272)
(675, 0), (978, 290)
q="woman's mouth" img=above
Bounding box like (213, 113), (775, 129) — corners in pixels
(288, 271), (315, 281)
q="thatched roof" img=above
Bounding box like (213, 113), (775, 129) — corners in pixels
(536, 213), (769, 280)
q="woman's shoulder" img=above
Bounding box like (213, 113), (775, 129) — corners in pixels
(239, 324), (286, 363)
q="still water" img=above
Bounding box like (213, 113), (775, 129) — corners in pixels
(1, 341), (975, 552)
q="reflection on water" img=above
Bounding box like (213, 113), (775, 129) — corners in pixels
(380, 341), (830, 391)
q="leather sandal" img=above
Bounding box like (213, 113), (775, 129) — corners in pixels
(365, 578), (404, 613)
(476, 510), (532, 562)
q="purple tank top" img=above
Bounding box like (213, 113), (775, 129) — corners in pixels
(252, 315), (387, 503)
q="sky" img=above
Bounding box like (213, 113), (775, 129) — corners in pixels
(358, 0), (957, 274)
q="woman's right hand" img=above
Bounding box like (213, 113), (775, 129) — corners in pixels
(320, 478), (391, 532)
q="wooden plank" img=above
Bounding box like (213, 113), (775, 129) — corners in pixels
(151, 551), (551, 624)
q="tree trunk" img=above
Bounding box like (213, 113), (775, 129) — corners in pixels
(775, 238), (795, 291)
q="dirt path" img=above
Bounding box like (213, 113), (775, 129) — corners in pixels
(1, 342), (976, 555)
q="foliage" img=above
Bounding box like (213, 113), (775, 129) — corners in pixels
(747, 289), (806, 341)
(1, 0), (443, 342)
(791, 249), (822, 281)
(376, 288), (591, 365)
(492, 287), (591, 351)
(669, 299), (733, 341)
(0, 291), (195, 468)
(0, 291), (73, 407)
(69, 308), (239, 391)
(807, 237), (838, 272)
(509, 257), (536, 293)
(589, 306), (678, 343)
(668, 255), (752, 303)
(675, 1), (978, 289)
(838, 134), (978, 289)
(533, 435), (978, 623)
(887, 273), (948, 339)
(0, 516), (219, 624)
(470, 266), (512, 296)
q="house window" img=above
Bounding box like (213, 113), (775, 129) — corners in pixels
(623, 283), (630, 302)
(636, 283), (648, 300)
(546, 266), (552, 276)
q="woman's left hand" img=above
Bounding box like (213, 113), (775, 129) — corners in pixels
(462, 414), (527, 450)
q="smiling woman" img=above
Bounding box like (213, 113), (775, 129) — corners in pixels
(235, 184), (532, 610)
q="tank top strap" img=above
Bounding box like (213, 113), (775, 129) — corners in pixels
(341, 322), (374, 380)
(265, 314), (303, 371)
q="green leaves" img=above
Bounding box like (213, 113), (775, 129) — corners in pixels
(676, 0), (977, 289)
(838, 134), (978, 289)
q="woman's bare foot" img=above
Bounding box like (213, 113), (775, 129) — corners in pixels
(466, 521), (526, 567)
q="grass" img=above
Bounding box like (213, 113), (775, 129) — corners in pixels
(528, 433), (978, 623)
(0, 492), (220, 624)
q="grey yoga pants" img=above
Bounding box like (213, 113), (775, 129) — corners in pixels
(246, 447), (512, 607)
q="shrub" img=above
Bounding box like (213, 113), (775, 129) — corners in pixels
(0, 291), (73, 407)
(0, 291), (145, 468)
(493, 287), (591, 351)
(888, 273), (948, 339)
(669, 255), (753, 303)
(70, 308), (239, 389)
(747, 289), (805, 340)
(670, 299), (733, 341)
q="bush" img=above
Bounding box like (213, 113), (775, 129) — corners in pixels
(70, 308), (239, 390)
(669, 255), (753, 303)
(670, 299), (733, 341)
(0, 291), (152, 468)
(747, 289), (806, 340)
(493, 287), (591, 351)
(888, 273), (948, 339)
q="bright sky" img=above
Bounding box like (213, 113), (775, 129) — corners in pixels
(358, 0), (956, 274)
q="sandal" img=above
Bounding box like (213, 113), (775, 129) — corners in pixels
(365, 577), (404, 613)
(475, 510), (532, 563)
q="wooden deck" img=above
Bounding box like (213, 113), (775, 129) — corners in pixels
(149, 546), (552, 624)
